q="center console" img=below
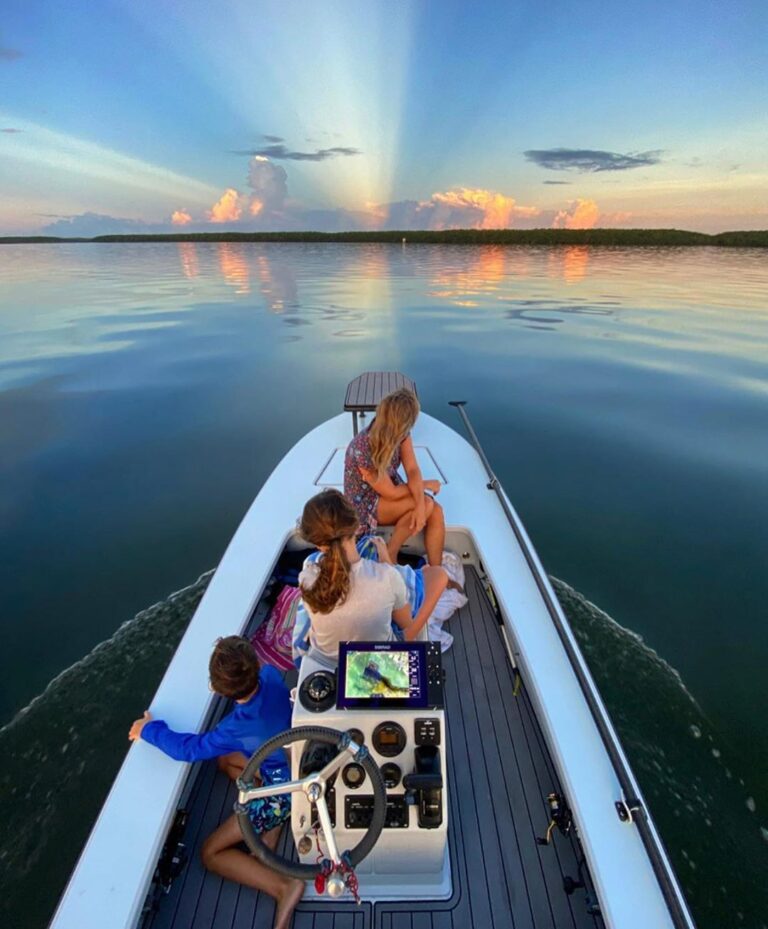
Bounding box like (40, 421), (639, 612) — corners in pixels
(291, 641), (450, 900)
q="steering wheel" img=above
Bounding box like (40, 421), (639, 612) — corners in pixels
(235, 725), (387, 881)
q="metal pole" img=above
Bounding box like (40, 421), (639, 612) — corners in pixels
(448, 400), (696, 929)
(448, 401), (499, 490)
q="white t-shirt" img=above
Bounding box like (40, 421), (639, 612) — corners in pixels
(300, 556), (408, 661)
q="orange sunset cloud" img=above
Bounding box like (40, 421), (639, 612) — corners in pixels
(428, 187), (540, 229)
(431, 189), (517, 228)
(552, 198), (599, 229)
(208, 188), (242, 224)
(171, 209), (192, 226)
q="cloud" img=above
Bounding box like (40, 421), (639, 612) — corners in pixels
(0, 47), (22, 61)
(199, 157), (288, 225)
(2, 127), (22, 133)
(525, 148), (662, 172)
(171, 209), (192, 226)
(40, 212), (163, 237)
(431, 189), (520, 228)
(381, 188), (542, 231)
(543, 180), (570, 185)
(552, 199), (600, 229)
(232, 143), (361, 161)
(173, 170), (607, 234)
(247, 156), (288, 213)
(273, 207), (378, 233)
(208, 188), (242, 223)
(261, 134), (284, 143)
(36, 192), (615, 237)
(57, 147), (613, 237)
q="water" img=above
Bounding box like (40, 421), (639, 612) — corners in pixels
(0, 242), (766, 928)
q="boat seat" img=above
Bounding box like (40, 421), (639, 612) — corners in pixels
(344, 371), (417, 434)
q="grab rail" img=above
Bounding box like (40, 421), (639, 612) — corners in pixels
(448, 400), (696, 929)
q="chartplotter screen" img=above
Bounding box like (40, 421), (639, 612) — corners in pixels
(337, 642), (428, 709)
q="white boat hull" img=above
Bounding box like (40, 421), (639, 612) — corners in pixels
(51, 411), (691, 929)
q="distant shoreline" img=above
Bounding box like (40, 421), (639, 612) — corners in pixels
(1, 228), (766, 247)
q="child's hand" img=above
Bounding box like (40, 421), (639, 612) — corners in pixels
(360, 465), (377, 486)
(372, 536), (392, 563)
(424, 479), (441, 495)
(129, 711), (152, 741)
(409, 503), (427, 534)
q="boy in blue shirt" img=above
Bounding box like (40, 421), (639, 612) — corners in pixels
(129, 636), (303, 929)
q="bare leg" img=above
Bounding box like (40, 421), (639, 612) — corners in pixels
(387, 509), (416, 562)
(412, 566), (449, 630)
(424, 499), (445, 567)
(377, 496), (417, 561)
(217, 751), (249, 781)
(201, 816), (304, 928)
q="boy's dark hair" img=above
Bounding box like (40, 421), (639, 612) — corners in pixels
(209, 635), (261, 700)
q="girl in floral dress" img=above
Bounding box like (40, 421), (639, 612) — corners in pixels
(343, 388), (445, 566)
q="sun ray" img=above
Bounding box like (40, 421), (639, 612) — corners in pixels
(0, 115), (221, 208)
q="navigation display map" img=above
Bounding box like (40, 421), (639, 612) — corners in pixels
(337, 642), (428, 709)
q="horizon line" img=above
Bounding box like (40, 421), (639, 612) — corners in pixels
(1, 227), (767, 247)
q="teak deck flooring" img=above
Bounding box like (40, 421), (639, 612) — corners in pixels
(143, 568), (603, 929)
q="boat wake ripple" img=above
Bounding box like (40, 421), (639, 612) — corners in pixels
(552, 577), (768, 929)
(0, 571), (213, 929)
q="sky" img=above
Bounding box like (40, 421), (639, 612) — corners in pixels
(1, 0), (767, 236)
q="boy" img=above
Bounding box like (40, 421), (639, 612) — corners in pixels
(129, 636), (303, 929)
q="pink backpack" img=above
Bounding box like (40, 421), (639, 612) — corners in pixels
(250, 585), (302, 671)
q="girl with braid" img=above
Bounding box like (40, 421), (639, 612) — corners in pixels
(297, 489), (448, 664)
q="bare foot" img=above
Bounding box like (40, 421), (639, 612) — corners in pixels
(274, 878), (304, 929)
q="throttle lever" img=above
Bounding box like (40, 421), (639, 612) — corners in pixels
(402, 772), (443, 791)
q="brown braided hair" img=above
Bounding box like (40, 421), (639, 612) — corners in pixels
(299, 489), (360, 614)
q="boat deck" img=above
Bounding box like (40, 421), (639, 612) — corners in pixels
(142, 568), (603, 929)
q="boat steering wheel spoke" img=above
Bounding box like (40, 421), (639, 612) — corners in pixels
(312, 791), (341, 864)
(235, 725), (387, 882)
(315, 735), (361, 783)
(236, 777), (307, 803)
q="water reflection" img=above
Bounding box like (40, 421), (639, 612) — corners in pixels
(561, 245), (589, 283)
(2, 243), (768, 381)
(423, 244), (589, 309)
(217, 243), (250, 294)
(177, 242), (199, 280)
(427, 245), (508, 307)
(255, 253), (298, 314)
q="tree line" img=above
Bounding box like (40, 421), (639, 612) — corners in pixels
(1, 229), (766, 247)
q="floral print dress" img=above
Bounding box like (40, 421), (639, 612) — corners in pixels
(343, 421), (404, 533)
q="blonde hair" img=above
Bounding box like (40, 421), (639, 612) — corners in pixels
(368, 388), (419, 477)
(299, 490), (360, 613)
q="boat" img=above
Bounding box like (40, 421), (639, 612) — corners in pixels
(50, 371), (696, 929)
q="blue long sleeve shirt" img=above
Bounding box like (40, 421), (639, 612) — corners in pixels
(141, 664), (292, 776)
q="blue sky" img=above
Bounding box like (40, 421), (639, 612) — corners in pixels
(1, 0), (767, 234)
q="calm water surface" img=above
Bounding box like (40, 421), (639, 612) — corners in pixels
(0, 243), (766, 928)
